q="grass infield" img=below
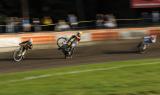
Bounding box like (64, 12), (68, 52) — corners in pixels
(0, 58), (160, 95)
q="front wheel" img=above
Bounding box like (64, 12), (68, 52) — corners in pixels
(57, 37), (68, 48)
(13, 47), (25, 62)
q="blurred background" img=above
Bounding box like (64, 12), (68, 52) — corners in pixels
(0, 0), (159, 33)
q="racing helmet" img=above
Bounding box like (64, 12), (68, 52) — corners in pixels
(77, 32), (83, 36)
(29, 38), (33, 43)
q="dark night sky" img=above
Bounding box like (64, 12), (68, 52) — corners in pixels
(29, 0), (77, 18)
(0, 0), (138, 20)
(0, 0), (21, 16)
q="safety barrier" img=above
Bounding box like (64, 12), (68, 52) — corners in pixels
(19, 33), (56, 44)
(0, 36), (20, 48)
(0, 26), (159, 47)
(148, 27), (160, 36)
(91, 30), (119, 41)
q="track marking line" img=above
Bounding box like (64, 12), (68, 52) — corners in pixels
(1, 61), (160, 84)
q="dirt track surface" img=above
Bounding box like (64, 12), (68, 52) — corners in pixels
(0, 40), (159, 73)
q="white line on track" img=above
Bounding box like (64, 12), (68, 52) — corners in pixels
(1, 61), (160, 84)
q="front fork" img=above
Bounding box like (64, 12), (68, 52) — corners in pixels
(19, 46), (26, 56)
(22, 49), (26, 56)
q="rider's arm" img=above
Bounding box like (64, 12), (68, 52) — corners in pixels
(77, 36), (81, 42)
(27, 41), (33, 49)
(20, 41), (33, 49)
(19, 41), (28, 45)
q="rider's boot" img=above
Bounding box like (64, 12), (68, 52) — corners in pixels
(18, 53), (22, 57)
(68, 51), (71, 55)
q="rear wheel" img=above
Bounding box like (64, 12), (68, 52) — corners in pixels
(70, 47), (75, 57)
(66, 47), (75, 59)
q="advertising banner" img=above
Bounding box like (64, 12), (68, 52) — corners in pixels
(131, 0), (160, 8)
(0, 37), (20, 47)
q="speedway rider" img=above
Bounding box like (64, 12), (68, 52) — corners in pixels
(143, 35), (157, 44)
(19, 38), (33, 55)
(68, 32), (82, 48)
(59, 32), (82, 52)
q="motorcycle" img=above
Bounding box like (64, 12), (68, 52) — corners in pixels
(13, 41), (32, 62)
(57, 37), (75, 59)
(137, 35), (157, 54)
